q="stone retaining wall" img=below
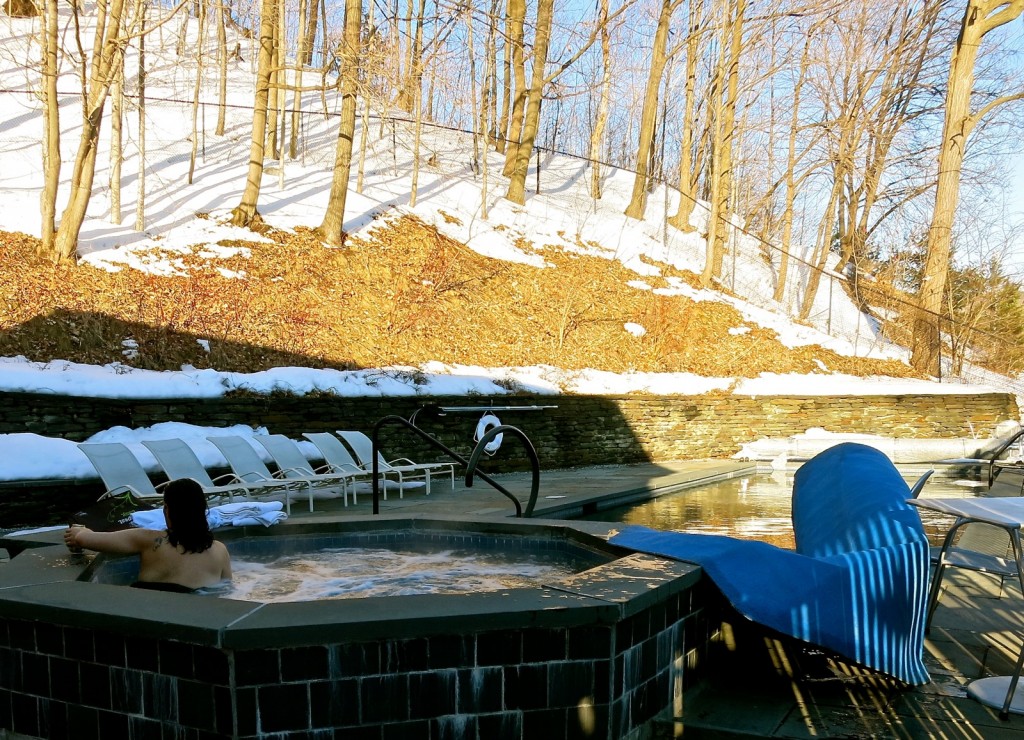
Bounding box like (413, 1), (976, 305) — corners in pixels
(0, 389), (1016, 527)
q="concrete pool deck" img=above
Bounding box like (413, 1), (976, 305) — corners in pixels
(5, 458), (1024, 738)
(286, 459), (1024, 738)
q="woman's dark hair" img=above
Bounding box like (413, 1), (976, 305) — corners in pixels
(163, 478), (213, 554)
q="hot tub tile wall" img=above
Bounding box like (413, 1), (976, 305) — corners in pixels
(0, 584), (716, 739)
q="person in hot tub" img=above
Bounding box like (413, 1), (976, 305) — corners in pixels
(64, 477), (232, 593)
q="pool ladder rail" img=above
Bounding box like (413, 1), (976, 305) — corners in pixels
(369, 413), (540, 518)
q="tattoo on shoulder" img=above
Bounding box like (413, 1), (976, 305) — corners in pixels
(152, 535), (166, 550)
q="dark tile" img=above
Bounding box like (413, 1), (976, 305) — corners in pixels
(567, 626), (610, 661)
(427, 634), (473, 669)
(332, 642), (381, 678)
(0, 689), (11, 733)
(126, 635), (159, 672)
(178, 679), (217, 731)
(332, 725), (382, 740)
(409, 669), (457, 719)
(504, 664), (547, 711)
(21, 651), (49, 697)
(360, 674), (409, 724)
(478, 631), (522, 667)
(457, 667), (502, 714)
(282, 645), (330, 681)
(92, 631), (124, 667)
(110, 667), (144, 713)
(193, 646), (230, 685)
(47, 657), (80, 705)
(0, 620), (8, 647)
(65, 626), (98, 663)
(310, 678), (360, 728)
(477, 711), (522, 739)
(548, 662), (594, 708)
(0, 648), (13, 690)
(79, 661), (111, 709)
(65, 701), (101, 740)
(383, 638), (429, 673)
(8, 619), (36, 652)
(522, 707), (566, 738)
(142, 672), (178, 722)
(522, 628), (567, 663)
(258, 682), (309, 733)
(382, 719), (431, 740)
(235, 687), (258, 737)
(160, 641), (195, 679)
(11, 692), (40, 739)
(129, 715), (164, 740)
(97, 708), (130, 738)
(35, 622), (64, 656)
(433, 713), (479, 740)
(629, 679), (656, 727)
(234, 648), (281, 686)
(44, 698), (69, 740)
(593, 659), (611, 704)
(214, 685), (234, 736)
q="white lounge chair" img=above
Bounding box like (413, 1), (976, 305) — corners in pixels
(141, 438), (293, 509)
(78, 442), (168, 502)
(336, 430), (456, 498)
(252, 434), (355, 507)
(207, 435), (325, 513)
(302, 432), (389, 504)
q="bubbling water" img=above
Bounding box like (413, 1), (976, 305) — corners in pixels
(211, 546), (579, 603)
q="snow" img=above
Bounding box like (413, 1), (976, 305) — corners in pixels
(0, 7), (1016, 486)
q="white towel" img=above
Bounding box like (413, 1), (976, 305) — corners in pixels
(130, 501), (287, 530)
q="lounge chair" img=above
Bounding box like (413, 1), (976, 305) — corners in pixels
(302, 432), (389, 504)
(141, 438), (293, 510)
(251, 434), (355, 507)
(206, 435), (325, 513)
(336, 430), (457, 498)
(78, 442), (168, 502)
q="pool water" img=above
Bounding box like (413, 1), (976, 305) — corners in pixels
(213, 545), (583, 602)
(584, 471), (987, 549)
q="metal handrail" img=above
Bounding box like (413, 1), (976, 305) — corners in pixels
(370, 415), (540, 517)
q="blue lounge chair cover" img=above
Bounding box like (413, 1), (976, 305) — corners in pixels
(609, 442), (930, 685)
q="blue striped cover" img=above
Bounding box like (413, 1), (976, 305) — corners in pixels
(610, 442), (930, 685)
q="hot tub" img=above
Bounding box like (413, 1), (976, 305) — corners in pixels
(0, 515), (716, 739)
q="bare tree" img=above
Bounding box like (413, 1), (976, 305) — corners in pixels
(624, 0), (683, 220)
(504, 0), (553, 204)
(229, 0), (276, 227)
(38, 0), (60, 254)
(911, 0), (1024, 375)
(314, 0), (361, 245)
(51, 0), (177, 263)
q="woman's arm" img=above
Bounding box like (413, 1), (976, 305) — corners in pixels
(64, 526), (161, 555)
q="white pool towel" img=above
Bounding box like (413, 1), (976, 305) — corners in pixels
(130, 501), (287, 530)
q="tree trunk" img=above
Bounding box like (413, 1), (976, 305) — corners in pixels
(230, 0), (276, 227)
(188, 0), (207, 184)
(624, 0), (678, 220)
(501, 0), (526, 176)
(588, 0), (610, 201)
(51, 0), (130, 263)
(110, 66), (123, 223)
(668, 0), (703, 231)
(216, 0), (228, 135)
(409, 0), (426, 207)
(495, 0), (512, 154)
(701, 0), (745, 287)
(314, 0), (361, 245)
(911, 0), (1023, 375)
(504, 0), (552, 205)
(39, 0), (60, 254)
(134, 0), (147, 232)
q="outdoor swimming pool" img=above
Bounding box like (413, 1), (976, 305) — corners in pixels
(584, 469), (986, 548)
